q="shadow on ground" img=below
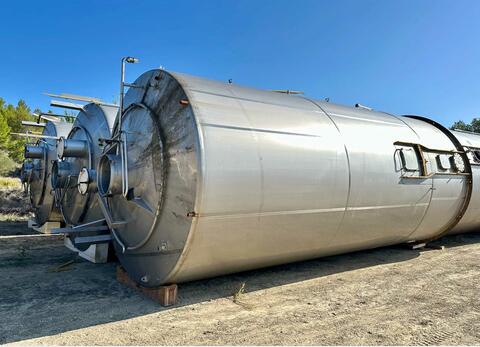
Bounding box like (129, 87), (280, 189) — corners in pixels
(0, 221), (34, 236)
(1, 220), (479, 344)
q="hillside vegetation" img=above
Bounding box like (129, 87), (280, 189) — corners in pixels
(0, 98), (37, 165)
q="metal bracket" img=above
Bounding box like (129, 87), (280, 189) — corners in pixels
(74, 234), (112, 245)
(96, 194), (126, 229)
(50, 100), (84, 111)
(50, 219), (109, 234)
(394, 141), (470, 179)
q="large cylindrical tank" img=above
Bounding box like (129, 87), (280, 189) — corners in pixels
(26, 120), (72, 225)
(52, 103), (118, 249)
(97, 69), (475, 286)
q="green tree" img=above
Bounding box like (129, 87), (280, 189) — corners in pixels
(0, 114), (10, 151)
(451, 120), (472, 132)
(0, 99), (36, 162)
(64, 110), (76, 123)
(0, 98), (10, 151)
(451, 118), (480, 133)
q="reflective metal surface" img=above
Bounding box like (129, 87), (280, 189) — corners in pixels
(97, 69), (477, 286)
(57, 138), (88, 158)
(53, 103), (118, 237)
(24, 145), (44, 159)
(27, 121), (72, 225)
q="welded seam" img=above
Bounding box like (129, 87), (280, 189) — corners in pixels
(328, 112), (404, 127)
(200, 203), (430, 220)
(200, 123), (322, 138)
(299, 97), (351, 248)
(191, 88), (405, 127)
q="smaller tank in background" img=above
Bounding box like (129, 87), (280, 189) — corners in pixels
(51, 102), (118, 254)
(22, 119), (72, 227)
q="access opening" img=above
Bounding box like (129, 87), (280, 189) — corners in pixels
(98, 154), (112, 196)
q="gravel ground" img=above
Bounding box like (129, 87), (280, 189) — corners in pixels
(1, 222), (480, 345)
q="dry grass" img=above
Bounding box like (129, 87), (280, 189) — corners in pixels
(0, 150), (19, 176)
(0, 213), (31, 222)
(232, 282), (254, 310)
(0, 178), (32, 221)
(0, 177), (22, 189)
(47, 259), (76, 273)
(233, 282), (246, 303)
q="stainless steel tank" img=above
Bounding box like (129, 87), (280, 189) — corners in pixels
(24, 120), (72, 225)
(51, 103), (118, 250)
(96, 69), (475, 286)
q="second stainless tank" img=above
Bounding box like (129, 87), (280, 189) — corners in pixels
(52, 103), (118, 249)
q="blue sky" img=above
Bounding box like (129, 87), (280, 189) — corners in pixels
(1, 0), (479, 127)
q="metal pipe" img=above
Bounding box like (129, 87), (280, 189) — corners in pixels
(118, 57), (139, 199)
(118, 56), (140, 138)
(51, 160), (73, 189)
(24, 145), (44, 159)
(12, 132), (59, 140)
(122, 131), (129, 197)
(22, 121), (46, 127)
(50, 100), (84, 111)
(71, 218), (106, 230)
(119, 57), (126, 134)
(98, 153), (123, 196)
(57, 137), (88, 158)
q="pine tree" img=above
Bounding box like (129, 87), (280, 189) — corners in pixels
(451, 118), (480, 133)
(0, 114), (10, 151)
(0, 99), (36, 163)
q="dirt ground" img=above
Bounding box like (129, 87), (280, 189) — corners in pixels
(0, 184), (33, 221)
(1, 222), (480, 346)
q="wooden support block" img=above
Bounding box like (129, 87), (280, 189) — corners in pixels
(31, 221), (61, 234)
(116, 266), (177, 306)
(64, 237), (110, 264)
